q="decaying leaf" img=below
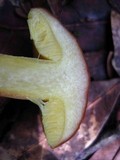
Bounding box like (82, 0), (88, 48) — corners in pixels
(111, 11), (120, 76)
(108, 0), (120, 14)
(84, 50), (108, 80)
(0, 100), (41, 159)
(15, 0), (48, 19)
(0, 0), (27, 29)
(47, 0), (62, 16)
(76, 93), (120, 160)
(90, 141), (120, 160)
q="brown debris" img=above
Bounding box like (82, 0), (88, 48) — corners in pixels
(111, 11), (120, 76)
(89, 137), (120, 160)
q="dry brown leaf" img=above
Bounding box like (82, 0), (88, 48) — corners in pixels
(108, 0), (120, 14)
(0, 100), (41, 158)
(111, 11), (120, 76)
(89, 136), (120, 160)
(76, 92), (120, 160)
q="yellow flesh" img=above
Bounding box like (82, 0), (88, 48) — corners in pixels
(42, 99), (65, 147)
(0, 9), (89, 148)
(32, 98), (65, 147)
(28, 10), (62, 61)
